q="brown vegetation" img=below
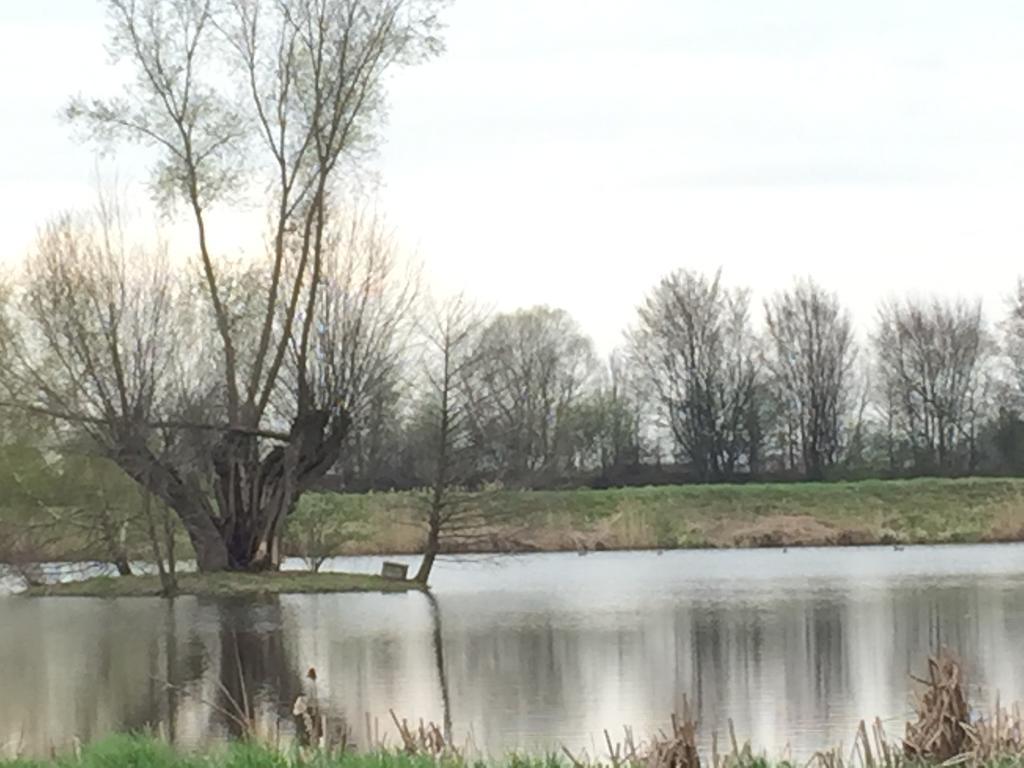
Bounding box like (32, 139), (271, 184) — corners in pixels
(278, 478), (1024, 558)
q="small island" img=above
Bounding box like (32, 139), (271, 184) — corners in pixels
(24, 571), (422, 598)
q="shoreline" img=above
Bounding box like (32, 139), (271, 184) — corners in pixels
(324, 528), (1024, 557)
(19, 533), (1024, 566)
(14, 538), (1024, 599)
(292, 476), (1024, 555)
(21, 571), (424, 598)
(9, 477), (1024, 583)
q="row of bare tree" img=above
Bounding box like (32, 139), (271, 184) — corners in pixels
(321, 271), (1024, 494)
(629, 271), (1010, 482)
(4, 220), (1021, 575)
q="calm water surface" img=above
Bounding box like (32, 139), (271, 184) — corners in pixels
(3, 545), (1024, 759)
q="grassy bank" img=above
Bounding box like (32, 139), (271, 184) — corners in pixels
(8, 477), (1024, 566)
(297, 476), (1024, 555)
(23, 571), (420, 598)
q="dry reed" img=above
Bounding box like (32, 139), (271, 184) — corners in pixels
(127, 651), (1024, 768)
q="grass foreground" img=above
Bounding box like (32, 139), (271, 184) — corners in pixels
(0, 729), (1014, 768)
(0, 737), (500, 768)
(0, 655), (1012, 768)
(4, 736), (602, 768)
(23, 570), (421, 598)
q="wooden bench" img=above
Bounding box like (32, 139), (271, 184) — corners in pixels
(381, 561), (409, 580)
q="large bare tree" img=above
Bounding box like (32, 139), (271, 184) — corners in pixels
(8, 0), (446, 571)
(629, 269), (761, 481)
(873, 296), (992, 473)
(764, 279), (857, 480)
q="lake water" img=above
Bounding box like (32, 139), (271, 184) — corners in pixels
(4, 545), (1024, 760)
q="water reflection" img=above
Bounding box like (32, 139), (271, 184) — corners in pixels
(427, 591), (454, 743)
(3, 545), (1024, 759)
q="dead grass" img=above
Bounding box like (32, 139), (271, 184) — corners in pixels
(315, 478), (1024, 556)
(722, 515), (876, 548)
(10, 652), (1024, 768)
(9, 478), (1024, 566)
(903, 652), (971, 762)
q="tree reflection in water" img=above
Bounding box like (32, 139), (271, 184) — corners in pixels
(426, 591), (453, 743)
(7, 549), (1024, 760)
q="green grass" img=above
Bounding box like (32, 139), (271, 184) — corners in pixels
(9, 477), (1024, 566)
(23, 571), (422, 598)
(473, 477), (1023, 523)
(296, 476), (1024, 554)
(8, 734), (1024, 768)
(0, 736), (564, 768)
(0, 734), (783, 768)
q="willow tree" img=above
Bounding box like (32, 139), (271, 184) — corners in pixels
(8, 0), (445, 571)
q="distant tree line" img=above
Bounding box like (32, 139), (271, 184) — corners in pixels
(4, 212), (1021, 580)
(325, 271), (1024, 491)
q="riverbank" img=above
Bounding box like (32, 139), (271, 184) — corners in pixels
(298, 476), (1024, 555)
(8, 477), (1024, 566)
(22, 571), (421, 598)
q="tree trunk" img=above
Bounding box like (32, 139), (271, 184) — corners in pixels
(99, 510), (133, 576)
(415, 501), (441, 585)
(415, 528), (439, 585)
(191, 524), (233, 572)
(112, 437), (232, 571)
(213, 445), (304, 571)
(114, 407), (349, 572)
(415, 547), (438, 585)
(209, 408), (350, 571)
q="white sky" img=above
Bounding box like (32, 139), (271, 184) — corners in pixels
(3, 1), (1024, 355)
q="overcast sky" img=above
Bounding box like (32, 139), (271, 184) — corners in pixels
(3, 1), (1024, 354)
